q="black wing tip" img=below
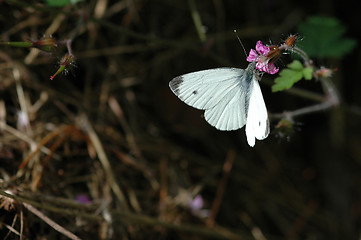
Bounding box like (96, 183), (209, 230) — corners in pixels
(169, 76), (184, 95)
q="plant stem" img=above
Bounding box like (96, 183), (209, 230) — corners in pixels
(188, 0), (207, 42)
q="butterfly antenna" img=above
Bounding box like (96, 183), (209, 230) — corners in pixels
(234, 30), (248, 57)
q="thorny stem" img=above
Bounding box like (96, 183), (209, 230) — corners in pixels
(66, 39), (73, 55)
(272, 86), (340, 122)
(272, 100), (335, 121)
(292, 46), (310, 66)
(278, 43), (310, 65)
(320, 77), (340, 106)
(271, 75), (340, 121)
(271, 44), (340, 121)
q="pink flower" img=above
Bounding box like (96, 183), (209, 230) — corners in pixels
(247, 41), (279, 74)
(187, 194), (210, 217)
(188, 194), (204, 212)
(75, 194), (91, 204)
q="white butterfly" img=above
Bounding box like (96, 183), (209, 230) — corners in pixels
(169, 62), (269, 147)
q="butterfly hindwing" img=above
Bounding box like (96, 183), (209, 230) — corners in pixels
(245, 77), (270, 147)
(203, 83), (247, 131)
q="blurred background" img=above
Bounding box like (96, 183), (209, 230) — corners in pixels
(0, 0), (360, 239)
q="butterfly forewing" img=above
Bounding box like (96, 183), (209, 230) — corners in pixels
(169, 68), (246, 110)
(169, 68), (250, 131)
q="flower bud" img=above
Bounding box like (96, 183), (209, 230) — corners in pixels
(50, 53), (75, 80)
(266, 45), (281, 63)
(314, 66), (337, 79)
(31, 37), (57, 52)
(285, 34), (297, 47)
(274, 118), (294, 140)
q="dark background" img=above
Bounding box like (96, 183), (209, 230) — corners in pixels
(0, 0), (360, 239)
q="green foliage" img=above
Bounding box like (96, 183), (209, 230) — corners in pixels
(298, 16), (357, 58)
(44, 0), (82, 7)
(272, 60), (313, 92)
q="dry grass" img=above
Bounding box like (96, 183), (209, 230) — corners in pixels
(0, 0), (360, 239)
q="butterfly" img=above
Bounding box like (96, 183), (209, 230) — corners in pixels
(169, 62), (269, 147)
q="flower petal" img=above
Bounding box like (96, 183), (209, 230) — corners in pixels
(257, 62), (279, 74)
(256, 61), (267, 72)
(255, 41), (269, 55)
(246, 49), (258, 62)
(266, 63), (279, 74)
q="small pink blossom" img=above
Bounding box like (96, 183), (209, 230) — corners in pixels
(314, 66), (337, 79)
(76, 194), (91, 204)
(187, 194), (210, 217)
(188, 194), (204, 212)
(247, 41), (279, 74)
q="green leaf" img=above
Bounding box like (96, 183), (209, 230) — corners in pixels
(45, 0), (70, 6)
(303, 67), (313, 80)
(44, 0), (83, 7)
(298, 16), (357, 58)
(272, 60), (314, 92)
(287, 60), (303, 70)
